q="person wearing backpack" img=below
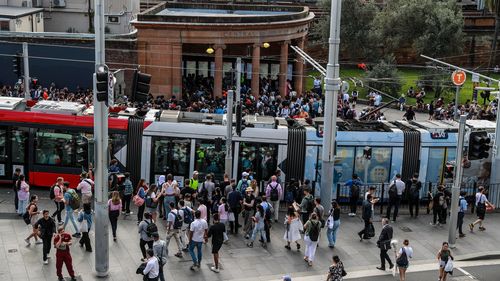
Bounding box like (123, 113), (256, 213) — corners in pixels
(345, 174), (362, 216)
(298, 187), (314, 224)
(166, 201), (184, 258)
(406, 173), (422, 218)
(121, 173), (134, 215)
(265, 175), (283, 222)
(138, 212), (155, 261)
(303, 212), (321, 266)
(430, 185), (446, 226)
(179, 200), (194, 251)
(260, 196), (274, 243)
(237, 172), (251, 195)
(63, 183), (81, 238)
(76, 172), (93, 205)
(24, 195), (42, 246)
(386, 174), (405, 222)
(396, 239), (413, 281)
(51, 177), (65, 225)
(469, 186), (493, 232)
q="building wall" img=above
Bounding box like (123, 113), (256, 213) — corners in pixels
(8, 12), (45, 32)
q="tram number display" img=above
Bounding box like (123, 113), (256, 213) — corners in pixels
(430, 132), (448, 139)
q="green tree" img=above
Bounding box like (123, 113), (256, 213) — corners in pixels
(311, 0), (379, 60)
(365, 56), (402, 98)
(370, 0), (464, 58)
(485, 0), (500, 70)
(417, 67), (454, 99)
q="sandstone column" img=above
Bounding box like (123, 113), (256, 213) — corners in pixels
(214, 44), (225, 98)
(294, 38), (305, 95)
(279, 41), (290, 97)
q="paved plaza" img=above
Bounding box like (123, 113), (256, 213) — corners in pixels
(0, 188), (499, 281)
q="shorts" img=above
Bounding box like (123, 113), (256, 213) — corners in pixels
(477, 210), (485, 220)
(212, 243), (222, 254)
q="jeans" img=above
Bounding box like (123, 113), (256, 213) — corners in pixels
(163, 196), (176, 218)
(122, 194), (132, 213)
(189, 241), (203, 265)
(386, 196), (401, 221)
(140, 239), (153, 259)
(109, 210), (119, 238)
(42, 236), (52, 261)
(79, 231), (92, 251)
(349, 196), (359, 214)
(64, 208), (80, 234)
(250, 226), (266, 242)
(379, 248), (393, 269)
(52, 201), (64, 222)
(327, 220), (340, 246)
(457, 212), (465, 234)
(408, 198), (420, 217)
(304, 235), (318, 262)
(271, 200), (280, 221)
(18, 199), (28, 215)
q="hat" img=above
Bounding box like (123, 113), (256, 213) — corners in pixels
(242, 172), (249, 177)
(245, 187), (254, 192)
(193, 171), (199, 175)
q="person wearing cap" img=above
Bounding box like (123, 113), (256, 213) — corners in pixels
(242, 186), (256, 238)
(76, 172), (93, 205)
(236, 172), (251, 195)
(152, 233), (167, 281)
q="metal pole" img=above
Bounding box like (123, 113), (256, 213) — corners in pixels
(421, 55), (500, 84)
(236, 57), (242, 103)
(22, 42), (30, 100)
(94, 0), (109, 277)
(225, 90), (234, 177)
(448, 115), (466, 248)
(320, 0), (342, 208)
(493, 89), (500, 204)
(454, 86), (460, 120)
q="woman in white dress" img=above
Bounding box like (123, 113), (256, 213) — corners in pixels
(283, 206), (303, 251)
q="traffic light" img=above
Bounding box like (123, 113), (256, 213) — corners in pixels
(468, 131), (491, 160)
(95, 70), (109, 105)
(235, 103), (246, 136)
(12, 53), (23, 77)
(76, 137), (88, 167)
(132, 71), (151, 104)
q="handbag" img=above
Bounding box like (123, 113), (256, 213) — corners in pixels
(79, 218), (88, 233)
(444, 258), (454, 274)
(133, 195), (145, 207)
(228, 212), (235, 222)
(136, 262), (147, 274)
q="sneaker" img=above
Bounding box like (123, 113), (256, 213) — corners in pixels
(210, 266), (220, 273)
(247, 242), (253, 248)
(175, 252), (183, 258)
(24, 238), (31, 246)
(190, 264), (198, 271)
(285, 245), (291, 250)
(244, 235), (250, 239)
(58, 221), (64, 225)
(430, 222), (436, 226)
(128, 212), (134, 215)
(35, 240), (43, 245)
(479, 226), (486, 231)
(72, 233), (81, 238)
(70, 277), (77, 281)
(43, 260), (49, 265)
(469, 223), (474, 232)
(459, 234), (466, 238)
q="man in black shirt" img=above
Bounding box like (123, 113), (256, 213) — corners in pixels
(12, 168), (21, 211)
(227, 186), (242, 234)
(207, 213), (225, 273)
(34, 210), (56, 264)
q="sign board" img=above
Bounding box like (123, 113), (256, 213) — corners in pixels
(472, 73), (480, 83)
(108, 72), (115, 107)
(451, 70), (466, 86)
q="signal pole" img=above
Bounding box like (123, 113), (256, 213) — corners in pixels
(93, 0), (109, 277)
(225, 90), (234, 178)
(22, 42), (30, 100)
(320, 0), (342, 207)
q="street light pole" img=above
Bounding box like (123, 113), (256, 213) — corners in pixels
(93, 0), (109, 276)
(320, 0), (342, 207)
(22, 42), (30, 100)
(449, 115), (466, 248)
(225, 90), (234, 177)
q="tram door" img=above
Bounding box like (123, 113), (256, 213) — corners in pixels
(0, 126), (29, 182)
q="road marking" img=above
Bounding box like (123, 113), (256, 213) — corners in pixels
(456, 267), (478, 280)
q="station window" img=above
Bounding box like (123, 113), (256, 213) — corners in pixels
(152, 138), (190, 180)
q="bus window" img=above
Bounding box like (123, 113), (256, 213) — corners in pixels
(238, 142), (277, 182)
(0, 129), (5, 162)
(152, 138), (190, 179)
(11, 129), (27, 163)
(195, 140), (225, 180)
(35, 130), (76, 167)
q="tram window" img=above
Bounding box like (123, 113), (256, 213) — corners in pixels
(238, 142), (277, 182)
(333, 147), (355, 183)
(354, 147), (392, 183)
(110, 133), (127, 156)
(426, 148), (447, 184)
(11, 129), (27, 163)
(0, 129), (5, 162)
(195, 140), (225, 180)
(35, 131), (76, 167)
(152, 138), (190, 178)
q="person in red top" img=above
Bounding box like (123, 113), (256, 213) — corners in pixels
(53, 226), (77, 281)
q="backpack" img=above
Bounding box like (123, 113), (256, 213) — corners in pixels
(239, 180), (249, 196)
(351, 183), (360, 198)
(145, 194), (158, 209)
(49, 185), (56, 200)
(285, 190), (294, 204)
(182, 207), (193, 225)
(396, 248), (409, 267)
(263, 202), (273, 221)
(306, 196), (315, 214)
(308, 221), (320, 242)
(173, 210), (183, 229)
(123, 179), (133, 196)
(68, 189), (80, 210)
(22, 203), (33, 225)
(346, 109), (354, 119)
(145, 221), (158, 237)
(269, 183), (279, 201)
(198, 183), (209, 202)
(388, 181), (397, 199)
(408, 182), (419, 199)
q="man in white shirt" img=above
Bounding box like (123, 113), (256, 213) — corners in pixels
(152, 233), (167, 281)
(189, 210), (208, 271)
(386, 174), (405, 222)
(143, 248), (159, 281)
(76, 172), (93, 205)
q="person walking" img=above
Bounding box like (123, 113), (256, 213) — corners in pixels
(218, 197), (230, 243)
(358, 194), (376, 241)
(265, 175), (283, 222)
(34, 210), (56, 264)
(157, 175), (165, 219)
(430, 185), (446, 226)
(166, 201), (184, 258)
(121, 172), (134, 216)
(283, 206), (302, 251)
(469, 186), (493, 232)
(143, 248), (160, 281)
(457, 191), (467, 238)
(138, 212), (155, 261)
(227, 184), (243, 234)
(326, 200), (341, 248)
(152, 233), (167, 281)
(108, 191), (122, 241)
(25, 195), (42, 246)
(77, 204), (93, 252)
(298, 187), (314, 224)
(242, 187), (256, 238)
(51, 177), (65, 224)
(16, 174), (29, 216)
(12, 168), (21, 212)
(208, 213), (226, 273)
(136, 179), (148, 224)
(189, 210), (208, 271)
(178, 199), (194, 251)
(376, 218), (394, 271)
(386, 174), (405, 222)
(303, 212), (321, 266)
(145, 184), (160, 223)
(161, 174), (178, 219)
(344, 174), (362, 216)
(54, 226), (77, 281)
(260, 195), (273, 243)
(396, 239), (413, 281)
(246, 204), (268, 248)
(63, 183), (81, 238)
(437, 242), (454, 281)
(327, 255), (345, 281)
(406, 173), (421, 218)
(76, 172), (93, 205)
